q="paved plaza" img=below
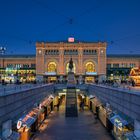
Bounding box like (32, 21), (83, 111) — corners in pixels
(33, 101), (113, 140)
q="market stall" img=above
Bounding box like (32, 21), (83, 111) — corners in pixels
(17, 111), (38, 140)
(89, 97), (101, 115)
(109, 113), (134, 140)
(40, 96), (54, 117)
(130, 67), (140, 86)
(84, 96), (90, 107)
(98, 105), (107, 127)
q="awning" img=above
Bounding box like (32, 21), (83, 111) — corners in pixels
(18, 114), (36, 128)
(110, 114), (129, 127)
(41, 98), (53, 107)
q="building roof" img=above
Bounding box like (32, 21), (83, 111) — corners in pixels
(37, 40), (106, 44)
(0, 54), (140, 59)
(107, 54), (140, 58)
(0, 54), (35, 59)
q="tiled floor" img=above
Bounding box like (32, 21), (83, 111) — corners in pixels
(33, 100), (113, 140)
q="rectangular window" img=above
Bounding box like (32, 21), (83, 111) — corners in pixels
(23, 64), (29, 68)
(15, 64), (21, 68)
(7, 64), (13, 68)
(31, 64), (36, 68)
(83, 49), (97, 55)
(113, 64), (119, 68)
(130, 63), (135, 68)
(107, 64), (111, 68)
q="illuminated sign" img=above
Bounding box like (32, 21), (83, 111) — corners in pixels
(45, 72), (56, 75)
(68, 37), (74, 42)
(17, 121), (22, 129)
(86, 72), (97, 75)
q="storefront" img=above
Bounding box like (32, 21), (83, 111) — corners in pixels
(53, 96), (59, 108)
(2, 68), (36, 83)
(44, 71), (57, 83)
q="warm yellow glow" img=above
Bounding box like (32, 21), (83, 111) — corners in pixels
(85, 62), (95, 72)
(130, 67), (140, 85)
(85, 77), (94, 82)
(48, 77), (56, 81)
(47, 62), (57, 72)
(66, 62), (76, 73)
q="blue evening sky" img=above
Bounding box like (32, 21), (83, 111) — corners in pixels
(0, 0), (140, 54)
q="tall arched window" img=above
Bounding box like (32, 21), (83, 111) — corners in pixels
(85, 62), (95, 73)
(47, 62), (57, 73)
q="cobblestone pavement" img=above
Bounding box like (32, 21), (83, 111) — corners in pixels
(33, 101), (114, 140)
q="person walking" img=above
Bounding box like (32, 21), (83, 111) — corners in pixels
(80, 101), (82, 111)
(57, 101), (60, 111)
(82, 102), (84, 110)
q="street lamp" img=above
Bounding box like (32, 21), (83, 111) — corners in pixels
(0, 47), (6, 55)
(0, 47), (6, 84)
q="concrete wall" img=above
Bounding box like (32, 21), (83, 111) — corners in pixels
(0, 84), (54, 132)
(88, 84), (140, 121)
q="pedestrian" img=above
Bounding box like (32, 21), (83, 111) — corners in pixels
(57, 102), (60, 111)
(132, 80), (135, 87)
(82, 102), (84, 110)
(80, 101), (82, 110)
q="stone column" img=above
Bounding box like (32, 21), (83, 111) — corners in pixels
(97, 43), (107, 82)
(78, 46), (83, 74)
(59, 46), (64, 75)
(36, 42), (45, 82)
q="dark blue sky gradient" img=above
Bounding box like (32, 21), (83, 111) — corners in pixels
(0, 0), (140, 54)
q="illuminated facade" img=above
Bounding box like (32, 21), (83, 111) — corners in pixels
(36, 41), (107, 82)
(0, 41), (140, 83)
(107, 55), (140, 80)
(0, 55), (36, 83)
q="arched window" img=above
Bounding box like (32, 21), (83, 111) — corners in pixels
(47, 62), (57, 73)
(85, 62), (95, 73)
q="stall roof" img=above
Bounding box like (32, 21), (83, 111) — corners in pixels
(110, 115), (129, 127)
(18, 113), (36, 128)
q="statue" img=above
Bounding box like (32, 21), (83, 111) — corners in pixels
(69, 57), (73, 72)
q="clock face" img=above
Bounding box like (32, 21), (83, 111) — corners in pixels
(101, 50), (104, 54)
(38, 50), (42, 54)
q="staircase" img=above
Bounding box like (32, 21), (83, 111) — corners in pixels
(65, 86), (78, 117)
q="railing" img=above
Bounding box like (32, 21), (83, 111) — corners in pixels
(0, 83), (47, 96)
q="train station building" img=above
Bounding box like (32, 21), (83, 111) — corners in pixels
(0, 40), (140, 83)
(36, 41), (107, 83)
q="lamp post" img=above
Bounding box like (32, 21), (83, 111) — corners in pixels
(0, 47), (6, 55)
(0, 47), (6, 84)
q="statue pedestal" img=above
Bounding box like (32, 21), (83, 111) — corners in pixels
(66, 71), (78, 117)
(67, 72), (76, 85)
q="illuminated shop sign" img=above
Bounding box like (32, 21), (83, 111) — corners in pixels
(86, 72), (97, 75)
(45, 72), (56, 75)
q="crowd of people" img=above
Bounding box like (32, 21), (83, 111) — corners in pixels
(95, 79), (136, 90)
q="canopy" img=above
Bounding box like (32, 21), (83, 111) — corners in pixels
(110, 114), (129, 127)
(18, 114), (36, 128)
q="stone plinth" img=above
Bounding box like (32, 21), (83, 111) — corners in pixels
(65, 87), (78, 117)
(67, 72), (76, 85)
